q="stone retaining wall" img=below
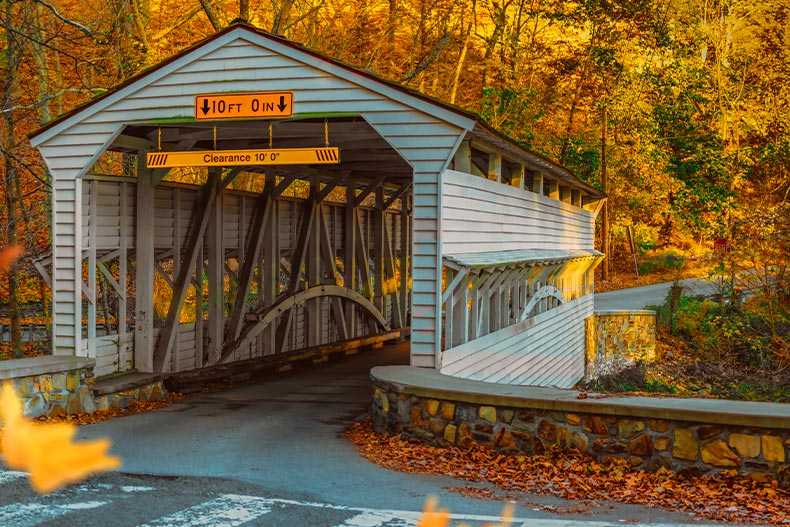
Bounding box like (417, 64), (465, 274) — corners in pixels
(0, 357), (97, 418)
(372, 373), (790, 488)
(0, 356), (168, 418)
(585, 310), (657, 380)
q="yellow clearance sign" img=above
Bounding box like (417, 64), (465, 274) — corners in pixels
(147, 148), (340, 168)
(195, 92), (293, 119)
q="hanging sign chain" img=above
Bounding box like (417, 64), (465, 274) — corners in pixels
(157, 127), (162, 151)
(269, 123), (273, 149)
(324, 119), (329, 147)
(213, 125), (217, 150)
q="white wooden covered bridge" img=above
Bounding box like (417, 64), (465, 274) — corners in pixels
(29, 22), (604, 388)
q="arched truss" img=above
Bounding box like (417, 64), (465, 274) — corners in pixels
(223, 285), (391, 363)
(518, 285), (565, 322)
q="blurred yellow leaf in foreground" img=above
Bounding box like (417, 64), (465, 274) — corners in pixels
(417, 496), (450, 527)
(0, 382), (122, 493)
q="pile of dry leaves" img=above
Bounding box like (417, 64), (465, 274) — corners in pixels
(347, 420), (789, 525)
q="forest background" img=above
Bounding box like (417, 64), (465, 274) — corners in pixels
(0, 0), (788, 389)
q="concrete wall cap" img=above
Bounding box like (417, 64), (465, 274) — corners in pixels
(0, 356), (95, 380)
(371, 365), (790, 430)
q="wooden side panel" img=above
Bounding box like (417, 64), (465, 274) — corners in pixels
(442, 170), (596, 255)
(48, 169), (84, 356)
(440, 296), (593, 388)
(94, 335), (120, 378)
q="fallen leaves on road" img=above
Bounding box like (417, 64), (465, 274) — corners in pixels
(347, 419), (790, 525)
(0, 382), (121, 493)
(36, 392), (186, 426)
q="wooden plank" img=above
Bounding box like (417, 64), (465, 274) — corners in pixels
(135, 158), (156, 371)
(87, 180), (97, 359)
(207, 169), (225, 365)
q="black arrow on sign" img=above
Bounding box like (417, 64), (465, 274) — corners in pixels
(277, 96), (288, 112)
(200, 99), (210, 115)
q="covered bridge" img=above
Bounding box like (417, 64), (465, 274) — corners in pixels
(29, 22), (604, 388)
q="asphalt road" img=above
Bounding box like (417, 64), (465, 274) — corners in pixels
(2, 343), (738, 526)
(594, 277), (718, 311)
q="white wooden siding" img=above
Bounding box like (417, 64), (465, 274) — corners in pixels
(442, 170), (596, 255)
(440, 296), (593, 388)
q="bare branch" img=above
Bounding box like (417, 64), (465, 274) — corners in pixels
(0, 88), (100, 114)
(199, 0), (222, 31)
(34, 0), (96, 37)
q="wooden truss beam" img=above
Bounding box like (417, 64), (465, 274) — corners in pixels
(153, 171), (220, 372)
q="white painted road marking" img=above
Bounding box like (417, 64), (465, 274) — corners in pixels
(0, 501), (108, 527)
(0, 470), (770, 527)
(136, 494), (273, 527)
(0, 470), (26, 484)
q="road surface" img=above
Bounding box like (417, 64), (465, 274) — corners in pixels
(1, 343), (746, 526)
(594, 277), (718, 311)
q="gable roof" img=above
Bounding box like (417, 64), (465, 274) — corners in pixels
(29, 21), (603, 198)
(29, 21), (475, 143)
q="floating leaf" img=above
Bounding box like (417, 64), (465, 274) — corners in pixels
(0, 382), (122, 493)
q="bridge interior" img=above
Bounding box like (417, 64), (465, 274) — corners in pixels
(68, 116), (413, 376)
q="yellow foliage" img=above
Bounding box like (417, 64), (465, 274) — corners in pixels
(0, 383), (121, 493)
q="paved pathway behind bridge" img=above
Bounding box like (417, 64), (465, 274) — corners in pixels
(594, 277), (718, 311)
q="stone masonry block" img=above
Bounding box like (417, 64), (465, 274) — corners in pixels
(36, 374), (53, 393)
(440, 402), (455, 421)
(672, 429), (698, 461)
(479, 406), (496, 423)
(51, 372), (67, 391)
(701, 439), (741, 467)
(618, 419), (645, 439)
(763, 435), (785, 463)
(729, 433), (761, 458)
(424, 399), (440, 416)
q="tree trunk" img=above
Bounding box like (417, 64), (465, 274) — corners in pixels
(1, 0), (24, 357)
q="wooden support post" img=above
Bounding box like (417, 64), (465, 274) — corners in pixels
(512, 164), (525, 190)
(119, 181), (129, 370)
(571, 189), (582, 207)
(307, 174), (321, 347)
(374, 186), (385, 313)
(87, 180), (97, 359)
(383, 216), (402, 329)
(532, 172), (544, 196)
(207, 168), (224, 364)
(318, 204), (348, 340)
(444, 269), (454, 352)
(135, 154), (156, 372)
(195, 242), (204, 367)
(344, 178), (357, 336)
(488, 152), (502, 183)
(547, 179), (559, 200)
(399, 200), (410, 328)
(451, 277), (469, 347)
(453, 139), (471, 173)
(263, 174), (278, 355)
(172, 187), (181, 371)
(354, 212), (372, 300)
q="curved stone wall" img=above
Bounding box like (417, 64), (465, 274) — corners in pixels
(371, 366), (790, 488)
